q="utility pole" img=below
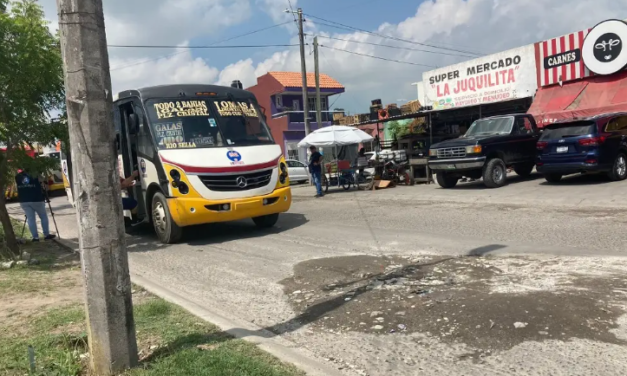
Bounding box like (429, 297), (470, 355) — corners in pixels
(56, 1), (138, 374)
(313, 37), (323, 127)
(296, 8), (311, 135)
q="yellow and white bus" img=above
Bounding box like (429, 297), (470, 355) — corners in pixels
(84, 83), (292, 243)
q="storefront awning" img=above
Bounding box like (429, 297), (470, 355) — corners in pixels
(528, 70), (627, 127)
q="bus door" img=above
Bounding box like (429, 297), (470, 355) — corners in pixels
(115, 100), (147, 222)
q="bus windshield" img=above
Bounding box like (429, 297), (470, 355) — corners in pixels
(145, 98), (274, 150)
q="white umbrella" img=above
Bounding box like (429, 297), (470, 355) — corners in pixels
(297, 125), (374, 147)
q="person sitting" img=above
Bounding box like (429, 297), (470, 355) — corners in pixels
(120, 171), (139, 212)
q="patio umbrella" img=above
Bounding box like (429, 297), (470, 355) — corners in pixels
(297, 125), (374, 147)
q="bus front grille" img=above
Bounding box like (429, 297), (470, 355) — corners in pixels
(198, 169), (273, 191)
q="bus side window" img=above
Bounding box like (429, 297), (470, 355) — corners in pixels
(134, 104), (153, 158)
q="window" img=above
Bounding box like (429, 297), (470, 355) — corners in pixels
(606, 116), (627, 132)
(292, 100), (300, 111)
(308, 97), (329, 111)
(514, 117), (533, 134)
(275, 95), (283, 108)
(134, 104), (154, 157)
(287, 149), (299, 160)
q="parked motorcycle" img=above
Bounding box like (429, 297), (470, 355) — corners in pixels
(382, 160), (414, 186)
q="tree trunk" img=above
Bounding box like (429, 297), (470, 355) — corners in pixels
(0, 194), (19, 257)
(0, 149), (19, 256)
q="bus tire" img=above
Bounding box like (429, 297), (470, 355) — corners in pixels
(253, 213), (279, 229)
(151, 192), (182, 244)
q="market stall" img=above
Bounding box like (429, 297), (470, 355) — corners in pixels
(298, 125), (374, 192)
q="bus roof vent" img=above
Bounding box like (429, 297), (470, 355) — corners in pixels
(231, 80), (243, 89)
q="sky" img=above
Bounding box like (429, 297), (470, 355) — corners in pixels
(37, 0), (627, 114)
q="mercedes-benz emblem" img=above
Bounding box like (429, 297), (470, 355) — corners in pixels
(236, 176), (247, 188)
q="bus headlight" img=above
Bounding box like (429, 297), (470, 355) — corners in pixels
(170, 169), (181, 181)
(279, 162), (288, 184)
(177, 182), (189, 195)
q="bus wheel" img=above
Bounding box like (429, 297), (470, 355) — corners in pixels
(253, 213), (279, 229)
(151, 192), (182, 244)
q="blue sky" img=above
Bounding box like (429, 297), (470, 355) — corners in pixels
(186, 0), (426, 70)
(39, 0), (627, 113)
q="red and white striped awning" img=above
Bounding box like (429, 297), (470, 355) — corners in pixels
(535, 28), (593, 87)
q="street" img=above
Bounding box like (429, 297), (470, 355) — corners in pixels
(8, 172), (627, 376)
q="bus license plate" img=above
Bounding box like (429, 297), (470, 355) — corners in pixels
(445, 164), (455, 169)
(556, 146), (568, 153)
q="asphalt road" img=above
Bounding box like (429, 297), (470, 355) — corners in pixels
(8, 172), (627, 375)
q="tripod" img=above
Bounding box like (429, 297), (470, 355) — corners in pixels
(43, 188), (60, 239)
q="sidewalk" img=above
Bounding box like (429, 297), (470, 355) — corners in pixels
(6, 196), (78, 240)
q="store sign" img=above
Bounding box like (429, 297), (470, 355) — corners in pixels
(582, 19), (627, 76)
(536, 19), (627, 87)
(422, 45), (537, 110)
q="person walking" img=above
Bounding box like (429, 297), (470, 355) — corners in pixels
(15, 169), (56, 241)
(308, 145), (324, 198)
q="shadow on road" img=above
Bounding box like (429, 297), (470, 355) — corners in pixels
(538, 173), (613, 186)
(442, 172), (543, 190)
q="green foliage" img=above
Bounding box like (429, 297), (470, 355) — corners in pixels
(387, 120), (409, 140)
(0, 0), (66, 185)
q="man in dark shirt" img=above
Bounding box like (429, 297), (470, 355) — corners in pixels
(15, 170), (55, 241)
(308, 146), (324, 198)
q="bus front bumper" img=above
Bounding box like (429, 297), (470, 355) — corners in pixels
(167, 187), (292, 227)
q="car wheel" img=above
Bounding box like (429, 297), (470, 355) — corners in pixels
(608, 153), (627, 181)
(513, 163), (534, 178)
(482, 158), (507, 188)
(436, 172), (458, 188)
(151, 192), (183, 244)
(253, 213), (279, 228)
(544, 173), (562, 183)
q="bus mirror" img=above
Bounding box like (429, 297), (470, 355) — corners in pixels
(128, 114), (139, 134)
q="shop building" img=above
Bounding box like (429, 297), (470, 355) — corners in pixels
(528, 19), (627, 126)
(418, 45), (538, 135)
(246, 71), (345, 161)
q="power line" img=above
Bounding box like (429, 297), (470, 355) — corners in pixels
(108, 43), (300, 49)
(320, 45), (436, 68)
(305, 13), (483, 56)
(316, 34), (476, 58)
(109, 21), (291, 71)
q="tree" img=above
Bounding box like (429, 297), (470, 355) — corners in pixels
(0, 0), (65, 256)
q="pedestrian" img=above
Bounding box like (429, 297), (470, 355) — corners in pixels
(15, 169), (56, 241)
(308, 145), (324, 198)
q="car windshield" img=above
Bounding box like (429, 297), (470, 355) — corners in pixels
(539, 121), (597, 140)
(463, 117), (514, 137)
(146, 98), (274, 150)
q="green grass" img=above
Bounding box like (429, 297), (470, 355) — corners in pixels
(0, 297), (305, 376)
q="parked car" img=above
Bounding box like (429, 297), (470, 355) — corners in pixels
(536, 113), (627, 183)
(428, 114), (539, 188)
(286, 159), (310, 184)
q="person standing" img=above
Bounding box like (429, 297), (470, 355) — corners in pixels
(15, 169), (56, 241)
(308, 145), (324, 198)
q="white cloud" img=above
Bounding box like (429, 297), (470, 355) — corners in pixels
(38, 0), (627, 111)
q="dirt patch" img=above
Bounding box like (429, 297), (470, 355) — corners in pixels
(0, 244), (83, 334)
(279, 255), (627, 354)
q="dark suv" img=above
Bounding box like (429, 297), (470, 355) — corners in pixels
(428, 114), (539, 188)
(536, 113), (627, 183)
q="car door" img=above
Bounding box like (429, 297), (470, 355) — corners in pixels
(512, 115), (538, 164)
(287, 160), (309, 182)
(602, 115), (627, 165)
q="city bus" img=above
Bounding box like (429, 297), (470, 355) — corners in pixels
(108, 83), (292, 244)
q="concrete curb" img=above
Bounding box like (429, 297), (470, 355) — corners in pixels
(52, 238), (344, 376)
